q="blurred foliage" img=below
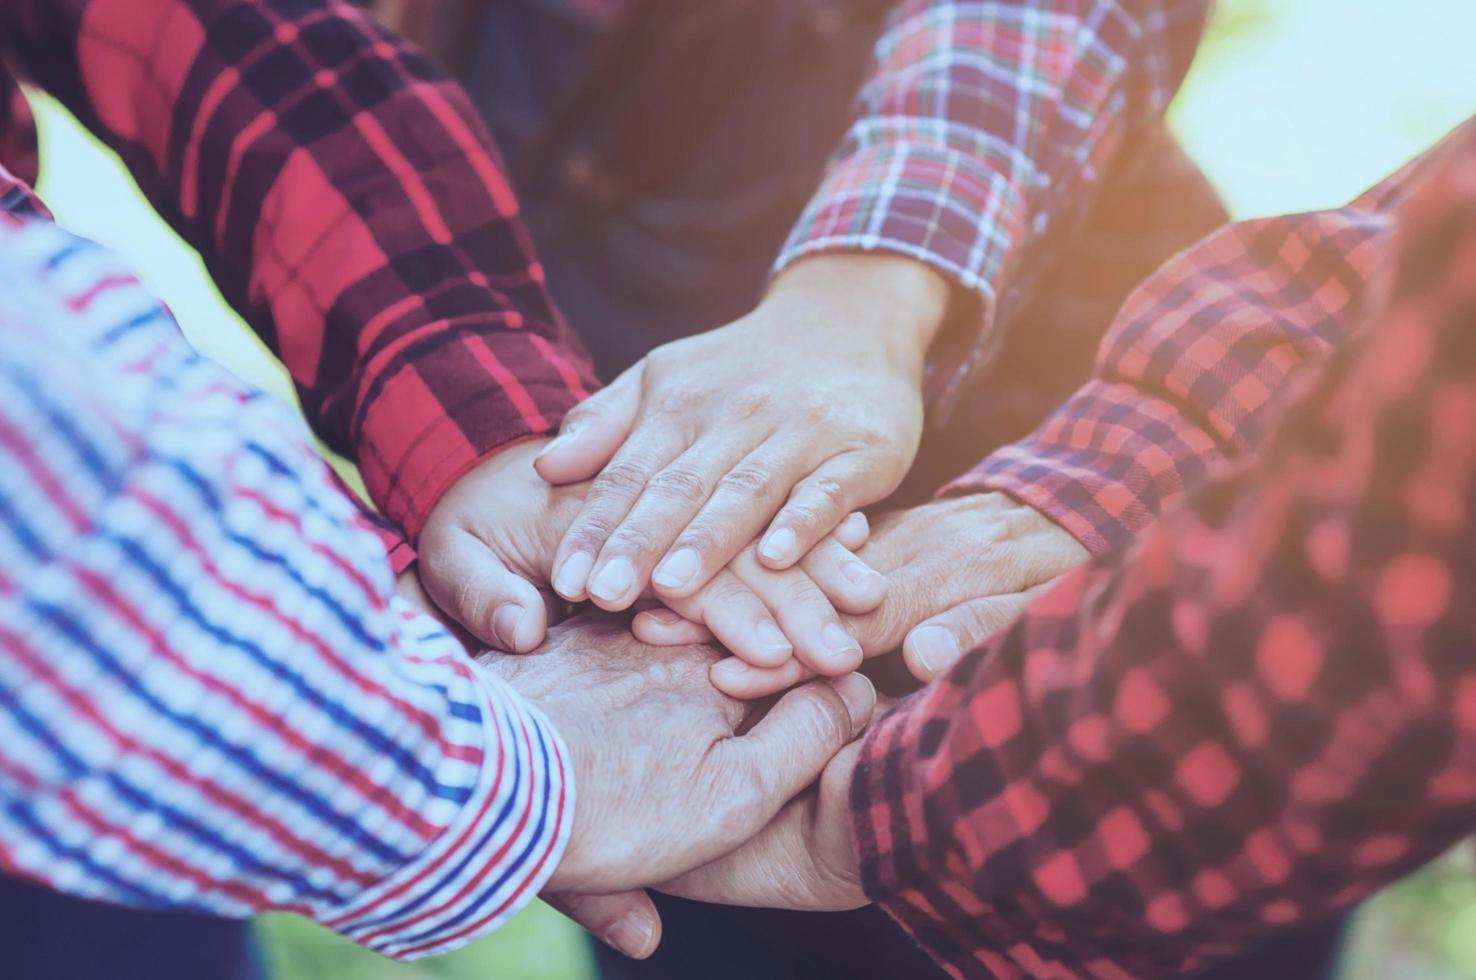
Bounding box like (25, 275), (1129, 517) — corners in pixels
(25, 0), (1476, 978)
(256, 902), (594, 980)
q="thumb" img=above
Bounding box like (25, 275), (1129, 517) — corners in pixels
(534, 364), (643, 484)
(719, 673), (875, 842)
(902, 587), (1041, 682)
(418, 527), (550, 652)
(544, 890), (661, 960)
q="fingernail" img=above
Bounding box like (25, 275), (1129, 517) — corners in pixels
(831, 671), (877, 729)
(759, 527), (798, 564)
(754, 620), (793, 660)
(711, 658), (755, 684)
(605, 911), (656, 959)
(910, 626), (961, 678)
(588, 557), (637, 603)
(821, 622), (863, 667)
(553, 552), (594, 598)
(644, 608), (684, 627)
(536, 431), (571, 459)
(841, 559), (881, 587)
(843, 512), (869, 536)
(493, 603), (525, 649)
(652, 547), (701, 591)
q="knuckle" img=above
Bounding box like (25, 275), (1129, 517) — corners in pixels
(591, 460), (652, 500)
(605, 524), (662, 559)
(795, 394), (835, 426)
(653, 384), (704, 418)
(727, 388), (775, 420)
(718, 465), (777, 499)
(785, 576), (829, 608)
(647, 465), (710, 507)
(675, 521), (725, 558)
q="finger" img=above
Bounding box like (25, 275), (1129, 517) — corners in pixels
(418, 527), (548, 652)
(709, 655), (813, 700)
(903, 588), (1042, 682)
(550, 427), (690, 605)
(631, 608), (715, 646)
(660, 742), (866, 912)
(545, 890), (662, 960)
(717, 673), (876, 832)
(648, 439), (815, 600)
(759, 452), (895, 570)
(590, 435), (750, 608)
(534, 366), (643, 485)
(728, 549), (862, 676)
(798, 536), (887, 615)
(831, 512), (870, 552)
(660, 569), (794, 668)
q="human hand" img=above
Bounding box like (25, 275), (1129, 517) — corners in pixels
(634, 512), (885, 675)
(535, 254), (947, 611)
(641, 494), (1090, 697)
(417, 438), (586, 653)
(657, 741), (865, 913)
(481, 615), (877, 899)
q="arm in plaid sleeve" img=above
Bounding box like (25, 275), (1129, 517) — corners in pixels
(0, 0), (596, 537)
(0, 215), (572, 960)
(777, 0), (1211, 404)
(948, 147), (1442, 554)
(852, 126), (1476, 979)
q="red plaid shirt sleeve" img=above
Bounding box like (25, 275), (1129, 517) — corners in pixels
(0, 0), (596, 539)
(776, 0), (1211, 409)
(946, 144), (1445, 554)
(851, 121), (1476, 979)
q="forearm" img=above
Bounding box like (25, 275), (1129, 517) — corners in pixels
(947, 142), (1445, 555)
(0, 0), (596, 536)
(852, 127), (1476, 977)
(779, 0), (1212, 401)
(0, 217), (571, 958)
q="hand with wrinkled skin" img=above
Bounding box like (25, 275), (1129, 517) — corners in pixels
(657, 742), (866, 914)
(534, 254), (948, 614)
(635, 493), (1089, 696)
(478, 615), (876, 956)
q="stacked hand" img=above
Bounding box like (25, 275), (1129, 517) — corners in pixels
(636, 493), (1090, 696)
(416, 255), (948, 667)
(479, 616), (877, 957)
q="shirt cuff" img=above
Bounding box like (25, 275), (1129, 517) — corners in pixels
(940, 379), (1226, 556)
(354, 323), (595, 540)
(775, 137), (1029, 408)
(326, 661), (575, 960)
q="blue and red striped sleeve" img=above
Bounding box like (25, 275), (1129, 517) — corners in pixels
(0, 215), (573, 959)
(0, 0), (598, 540)
(777, 0), (1211, 410)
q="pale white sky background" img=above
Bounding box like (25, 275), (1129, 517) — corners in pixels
(29, 0), (1476, 401)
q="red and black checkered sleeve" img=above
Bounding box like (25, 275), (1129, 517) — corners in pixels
(1, 0), (596, 538)
(943, 155), (1443, 555)
(852, 122), (1476, 979)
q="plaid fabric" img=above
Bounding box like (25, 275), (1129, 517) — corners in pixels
(852, 119), (1476, 979)
(951, 135), (1448, 554)
(0, 212), (572, 959)
(777, 0), (1213, 410)
(0, 0), (596, 541)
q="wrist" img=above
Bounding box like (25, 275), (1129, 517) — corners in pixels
(767, 254), (950, 375)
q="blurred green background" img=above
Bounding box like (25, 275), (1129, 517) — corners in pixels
(27, 1), (1476, 977)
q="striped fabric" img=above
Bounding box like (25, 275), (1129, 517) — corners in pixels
(0, 213), (572, 960)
